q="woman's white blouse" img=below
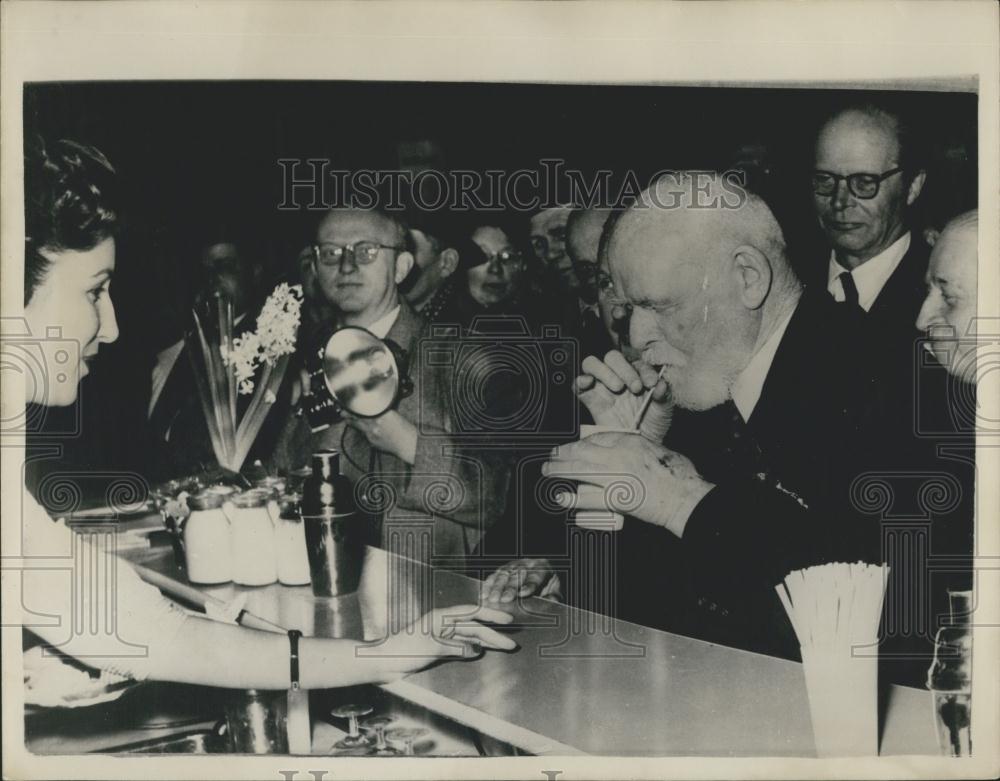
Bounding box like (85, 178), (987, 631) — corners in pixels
(18, 487), (190, 681)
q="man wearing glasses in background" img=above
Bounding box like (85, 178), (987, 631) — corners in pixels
(271, 207), (511, 569)
(812, 102), (929, 338)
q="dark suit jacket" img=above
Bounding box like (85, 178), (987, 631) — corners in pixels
(865, 232), (931, 340)
(271, 299), (512, 568)
(617, 290), (878, 653)
(674, 292), (974, 685)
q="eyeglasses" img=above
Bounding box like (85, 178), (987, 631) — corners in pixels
(811, 167), (904, 200)
(482, 249), (523, 270)
(312, 241), (404, 267)
(595, 268), (630, 306)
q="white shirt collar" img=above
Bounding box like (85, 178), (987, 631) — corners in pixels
(731, 306), (797, 422)
(366, 305), (401, 339)
(827, 231), (910, 312)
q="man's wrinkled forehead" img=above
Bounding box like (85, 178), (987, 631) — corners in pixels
(610, 218), (706, 300)
(814, 110), (900, 170)
(318, 209), (401, 243)
(929, 221), (978, 287)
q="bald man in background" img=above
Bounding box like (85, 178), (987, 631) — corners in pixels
(917, 210), (979, 381)
(813, 103), (928, 340)
(530, 205), (575, 287)
(528, 172), (889, 654)
(566, 207), (617, 363)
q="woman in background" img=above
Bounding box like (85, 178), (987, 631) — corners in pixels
(434, 216), (552, 335)
(14, 137), (514, 699)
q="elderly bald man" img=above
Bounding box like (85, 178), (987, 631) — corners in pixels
(552, 174), (833, 529)
(492, 173), (885, 651)
(668, 210), (979, 683)
(917, 210), (978, 383)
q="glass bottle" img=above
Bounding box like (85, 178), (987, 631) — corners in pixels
(927, 589), (973, 756)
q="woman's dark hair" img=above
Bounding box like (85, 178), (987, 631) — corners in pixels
(24, 137), (118, 304)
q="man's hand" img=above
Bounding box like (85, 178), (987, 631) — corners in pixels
(345, 409), (418, 464)
(576, 351), (673, 442)
(481, 558), (561, 604)
(543, 431), (713, 538)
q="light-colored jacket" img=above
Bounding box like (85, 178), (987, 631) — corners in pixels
(272, 299), (511, 568)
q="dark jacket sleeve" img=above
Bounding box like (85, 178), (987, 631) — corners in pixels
(682, 481), (882, 595)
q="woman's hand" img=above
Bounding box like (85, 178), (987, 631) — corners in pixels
(377, 605), (516, 678)
(576, 351), (673, 442)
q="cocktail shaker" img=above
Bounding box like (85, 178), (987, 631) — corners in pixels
(301, 449), (363, 597)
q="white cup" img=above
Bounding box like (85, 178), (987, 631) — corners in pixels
(571, 424), (631, 531)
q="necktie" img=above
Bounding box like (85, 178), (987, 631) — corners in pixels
(721, 399), (770, 483)
(839, 271), (861, 310)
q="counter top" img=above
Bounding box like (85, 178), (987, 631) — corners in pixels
(120, 538), (939, 757)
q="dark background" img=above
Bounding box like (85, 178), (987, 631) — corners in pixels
(22, 81), (978, 485)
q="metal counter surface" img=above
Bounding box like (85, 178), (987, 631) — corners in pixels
(123, 541), (938, 757)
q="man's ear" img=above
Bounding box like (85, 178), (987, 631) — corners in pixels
(394, 251), (415, 284)
(732, 245), (772, 310)
(906, 169), (927, 206)
(438, 248), (460, 278)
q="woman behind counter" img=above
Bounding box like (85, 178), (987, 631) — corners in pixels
(13, 137), (515, 695)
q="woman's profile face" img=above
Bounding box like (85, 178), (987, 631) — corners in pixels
(24, 238), (119, 406)
(467, 226), (524, 307)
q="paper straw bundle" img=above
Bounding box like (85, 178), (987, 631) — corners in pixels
(776, 562), (889, 757)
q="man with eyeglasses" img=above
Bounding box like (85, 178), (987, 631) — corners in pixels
(272, 207), (511, 568)
(812, 103), (928, 334)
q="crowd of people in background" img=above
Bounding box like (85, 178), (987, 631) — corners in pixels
(24, 96), (980, 691)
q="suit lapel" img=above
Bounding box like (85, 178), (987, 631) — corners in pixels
(867, 233), (929, 329)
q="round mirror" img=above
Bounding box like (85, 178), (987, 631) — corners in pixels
(321, 327), (400, 418)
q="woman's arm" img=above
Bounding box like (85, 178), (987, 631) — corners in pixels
(18, 487), (513, 689)
(147, 607), (515, 690)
